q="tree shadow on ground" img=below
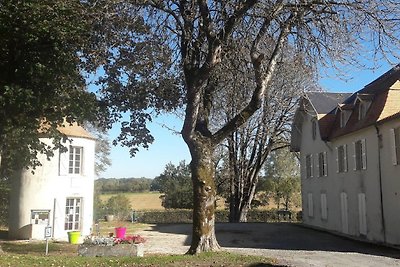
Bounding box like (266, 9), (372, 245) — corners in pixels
(146, 222), (400, 260)
(0, 230), (7, 240)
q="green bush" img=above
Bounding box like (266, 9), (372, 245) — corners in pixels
(105, 194), (132, 220)
(138, 209), (192, 223)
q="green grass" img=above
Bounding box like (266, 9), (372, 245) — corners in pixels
(0, 242), (280, 267)
(96, 221), (148, 236)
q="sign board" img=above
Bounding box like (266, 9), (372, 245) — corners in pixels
(44, 225), (52, 238)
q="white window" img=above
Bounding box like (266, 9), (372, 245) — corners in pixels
(307, 193), (314, 217)
(336, 145), (348, 173)
(317, 152), (328, 177)
(358, 193), (367, 235)
(354, 139), (366, 170)
(69, 146), (83, 174)
(390, 127), (400, 165)
(306, 154), (314, 178)
(65, 198), (82, 231)
(320, 193), (327, 220)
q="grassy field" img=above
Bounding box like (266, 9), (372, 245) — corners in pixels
(99, 192), (228, 210)
(100, 192), (163, 210)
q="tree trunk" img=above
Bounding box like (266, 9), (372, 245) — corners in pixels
(186, 137), (221, 254)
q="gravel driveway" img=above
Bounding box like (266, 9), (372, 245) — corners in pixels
(136, 222), (400, 267)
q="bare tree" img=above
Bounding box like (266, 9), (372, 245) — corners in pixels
(94, 1), (400, 254)
(211, 53), (315, 222)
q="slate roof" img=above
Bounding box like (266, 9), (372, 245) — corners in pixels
(306, 92), (352, 115)
(291, 64), (400, 150)
(317, 64), (400, 140)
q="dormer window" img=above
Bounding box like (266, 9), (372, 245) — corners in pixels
(356, 94), (373, 121)
(358, 101), (368, 120)
(340, 110), (350, 128)
(337, 104), (352, 128)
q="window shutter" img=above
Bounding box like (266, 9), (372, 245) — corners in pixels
(308, 193), (314, 217)
(59, 148), (69, 176)
(344, 144), (348, 172)
(358, 193), (367, 235)
(324, 152), (328, 176)
(352, 142), (357, 171)
(81, 147), (85, 176)
(336, 147), (339, 173)
(361, 139), (367, 170)
(310, 154), (314, 178)
(321, 193), (327, 220)
(390, 129), (398, 165)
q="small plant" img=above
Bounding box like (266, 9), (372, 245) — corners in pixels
(83, 235), (146, 246)
(114, 235), (146, 245)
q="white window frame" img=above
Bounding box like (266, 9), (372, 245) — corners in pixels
(317, 152), (328, 177)
(307, 193), (314, 217)
(336, 145), (348, 173)
(390, 127), (400, 166)
(353, 139), (366, 171)
(320, 193), (327, 220)
(64, 198), (82, 231)
(69, 146), (83, 175)
(306, 154), (314, 178)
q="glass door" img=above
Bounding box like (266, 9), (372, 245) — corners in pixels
(65, 198), (82, 231)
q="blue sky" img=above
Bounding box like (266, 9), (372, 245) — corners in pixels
(101, 61), (396, 179)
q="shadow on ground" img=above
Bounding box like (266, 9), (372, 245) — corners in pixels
(145, 222), (400, 260)
(0, 230), (7, 240)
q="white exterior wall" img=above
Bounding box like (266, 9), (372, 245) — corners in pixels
(300, 113), (385, 243)
(378, 119), (400, 245)
(9, 136), (95, 241)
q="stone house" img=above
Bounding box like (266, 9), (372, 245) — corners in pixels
(8, 122), (96, 240)
(291, 64), (400, 245)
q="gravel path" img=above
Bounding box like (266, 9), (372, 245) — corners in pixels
(136, 223), (400, 267)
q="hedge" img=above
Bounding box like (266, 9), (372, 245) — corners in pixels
(134, 209), (301, 224)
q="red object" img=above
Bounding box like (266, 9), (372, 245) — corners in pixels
(115, 227), (126, 238)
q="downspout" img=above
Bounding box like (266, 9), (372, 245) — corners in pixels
(375, 125), (386, 243)
(52, 198), (56, 238)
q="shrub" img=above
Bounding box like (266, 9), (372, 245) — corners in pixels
(105, 194), (132, 220)
(136, 209), (301, 224)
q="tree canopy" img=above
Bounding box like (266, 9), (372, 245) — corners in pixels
(89, 0), (400, 254)
(2, 0), (399, 255)
(0, 0), (99, 174)
(152, 161), (193, 209)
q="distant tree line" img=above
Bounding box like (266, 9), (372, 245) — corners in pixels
(95, 178), (153, 194)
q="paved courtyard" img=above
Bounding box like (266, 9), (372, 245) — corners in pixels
(137, 222), (400, 267)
